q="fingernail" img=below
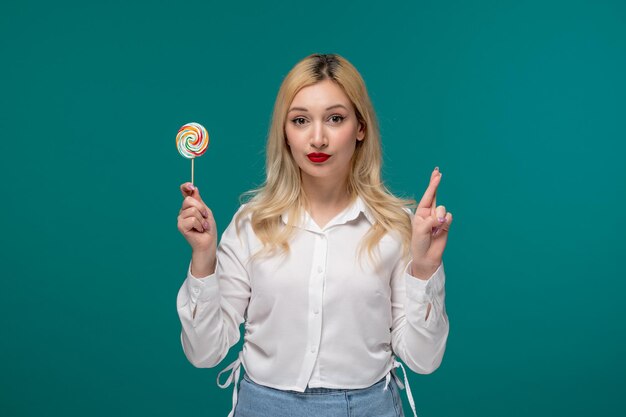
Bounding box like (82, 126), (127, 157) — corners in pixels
(434, 166), (439, 171)
(187, 184), (195, 191)
(438, 217), (445, 223)
(202, 209), (208, 218)
(203, 221), (209, 230)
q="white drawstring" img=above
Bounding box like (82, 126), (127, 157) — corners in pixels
(216, 351), (243, 417)
(384, 358), (418, 417)
(218, 352), (417, 417)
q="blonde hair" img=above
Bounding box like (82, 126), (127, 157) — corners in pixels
(236, 53), (415, 261)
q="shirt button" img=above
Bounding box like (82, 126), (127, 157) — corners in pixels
(311, 346), (317, 353)
(314, 309), (319, 315)
(317, 266), (323, 273)
(192, 288), (199, 294)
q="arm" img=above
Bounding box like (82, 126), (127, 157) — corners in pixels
(390, 258), (449, 374)
(176, 209), (251, 368)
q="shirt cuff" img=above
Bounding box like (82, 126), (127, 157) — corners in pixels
(404, 261), (445, 304)
(186, 260), (219, 303)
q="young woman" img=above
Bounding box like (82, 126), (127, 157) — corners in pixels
(176, 53), (453, 417)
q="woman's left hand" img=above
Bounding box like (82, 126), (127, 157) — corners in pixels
(410, 167), (453, 280)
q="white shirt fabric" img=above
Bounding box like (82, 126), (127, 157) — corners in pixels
(176, 196), (449, 417)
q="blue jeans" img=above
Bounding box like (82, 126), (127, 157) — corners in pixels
(233, 372), (405, 417)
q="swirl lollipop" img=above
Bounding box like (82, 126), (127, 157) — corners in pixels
(176, 122), (209, 184)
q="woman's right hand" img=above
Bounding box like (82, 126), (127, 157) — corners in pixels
(177, 182), (217, 276)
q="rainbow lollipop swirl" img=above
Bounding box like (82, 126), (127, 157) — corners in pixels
(176, 122), (209, 159)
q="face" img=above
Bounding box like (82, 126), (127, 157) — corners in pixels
(285, 79), (365, 186)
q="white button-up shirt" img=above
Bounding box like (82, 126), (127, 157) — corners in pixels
(177, 196), (449, 417)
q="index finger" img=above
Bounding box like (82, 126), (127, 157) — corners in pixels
(417, 168), (441, 210)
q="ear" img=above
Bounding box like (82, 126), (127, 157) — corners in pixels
(356, 121), (365, 141)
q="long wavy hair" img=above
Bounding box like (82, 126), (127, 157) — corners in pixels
(236, 53), (415, 261)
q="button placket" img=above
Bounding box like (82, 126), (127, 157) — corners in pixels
(303, 231), (327, 381)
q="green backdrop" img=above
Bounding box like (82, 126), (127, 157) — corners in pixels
(1, 0), (624, 416)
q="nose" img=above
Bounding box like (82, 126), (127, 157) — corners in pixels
(310, 122), (327, 149)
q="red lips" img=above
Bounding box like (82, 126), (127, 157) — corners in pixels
(307, 153), (331, 163)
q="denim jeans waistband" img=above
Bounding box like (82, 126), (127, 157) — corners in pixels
(242, 372), (387, 394)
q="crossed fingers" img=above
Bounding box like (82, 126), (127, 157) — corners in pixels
(417, 167), (452, 236)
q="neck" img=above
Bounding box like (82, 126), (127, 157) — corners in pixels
(300, 173), (352, 212)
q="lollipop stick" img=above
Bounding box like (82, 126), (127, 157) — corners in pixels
(191, 158), (195, 185)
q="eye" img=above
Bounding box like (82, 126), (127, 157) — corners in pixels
(291, 117), (307, 126)
(329, 115), (345, 124)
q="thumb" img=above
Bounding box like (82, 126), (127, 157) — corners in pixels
(190, 187), (205, 205)
(180, 182), (204, 203)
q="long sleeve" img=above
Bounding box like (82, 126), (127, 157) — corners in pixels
(176, 211), (251, 368)
(390, 258), (449, 374)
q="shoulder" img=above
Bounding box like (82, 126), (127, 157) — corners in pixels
(219, 204), (259, 256)
(222, 203), (252, 237)
(231, 203), (253, 228)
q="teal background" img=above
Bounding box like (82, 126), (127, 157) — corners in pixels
(1, 0), (624, 416)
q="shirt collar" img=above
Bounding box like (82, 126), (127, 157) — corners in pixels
(280, 196), (375, 231)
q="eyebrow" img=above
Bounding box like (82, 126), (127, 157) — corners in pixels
(288, 104), (350, 113)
